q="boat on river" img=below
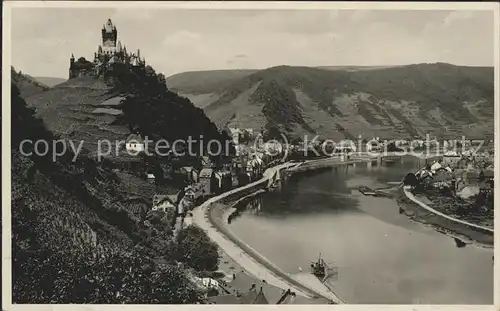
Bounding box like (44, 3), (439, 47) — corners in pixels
(311, 253), (339, 283)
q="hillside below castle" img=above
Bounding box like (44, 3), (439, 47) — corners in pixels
(69, 19), (146, 79)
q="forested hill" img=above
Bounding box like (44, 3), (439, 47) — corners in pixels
(168, 63), (494, 141)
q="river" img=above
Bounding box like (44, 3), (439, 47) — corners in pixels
(228, 156), (493, 304)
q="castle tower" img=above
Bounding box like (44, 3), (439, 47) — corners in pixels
(117, 41), (122, 53)
(70, 53), (75, 65)
(101, 19), (117, 53)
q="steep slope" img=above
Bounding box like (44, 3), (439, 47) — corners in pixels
(11, 68), (50, 98)
(11, 82), (206, 303)
(170, 63), (494, 141)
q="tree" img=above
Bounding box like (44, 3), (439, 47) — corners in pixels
(173, 225), (219, 272)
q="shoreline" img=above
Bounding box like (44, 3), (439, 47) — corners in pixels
(397, 161), (493, 248)
(398, 186), (493, 248)
(191, 161), (352, 303)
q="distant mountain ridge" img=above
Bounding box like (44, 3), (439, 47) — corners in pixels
(33, 76), (67, 87)
(167, 63), (494, 141)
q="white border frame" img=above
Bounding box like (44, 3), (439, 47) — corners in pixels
(2, 2), (499, 311)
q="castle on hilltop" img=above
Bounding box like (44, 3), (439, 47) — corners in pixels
(69, 19), (146, 79)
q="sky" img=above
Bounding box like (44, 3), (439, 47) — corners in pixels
(10, 7), (495, 78)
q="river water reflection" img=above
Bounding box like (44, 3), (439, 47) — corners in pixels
(229, 157), (493, 304)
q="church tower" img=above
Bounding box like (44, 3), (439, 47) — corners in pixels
(101, 19), (117, 53)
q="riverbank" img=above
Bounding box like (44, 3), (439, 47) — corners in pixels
(396, 157), (493, 248)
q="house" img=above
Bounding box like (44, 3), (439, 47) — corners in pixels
(199, 168), (216, 196)
(432, 170), (454, 189)
(246, 159), (259, 181)
(214, 171), (223, 194)
(125, 133), (145, 153)
(430, 161), (443, 173)
(219, 168), (233, 192)
(239, 287), (269, 304)
(443, 151), (461, 167)
(201, 156), (214, 169)
(479, 181), (493, 195)
(146, 172), (156, 183)
(152, 194), (177, 213)
(480, 169), (495, 181)
(228, 127), (242, 145)
(254, 154), (264, 175)
(184, 183), (203, 204)
(201, 277), (219, 289)
(180, 166), (199, 183)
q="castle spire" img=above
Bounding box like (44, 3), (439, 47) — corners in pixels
(137, 49), (140, 58)
(117, 41), (122, 52)
(71, 53), (75, 60)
